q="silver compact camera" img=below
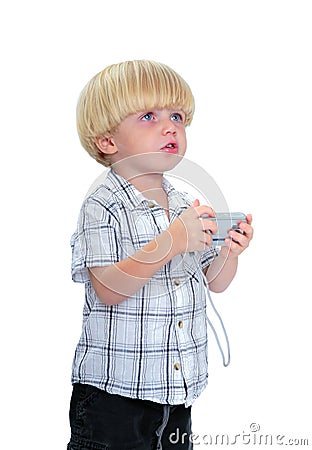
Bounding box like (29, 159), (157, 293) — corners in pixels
(203, 212), (247, 247)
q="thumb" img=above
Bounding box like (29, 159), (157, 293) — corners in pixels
(192, 199), (200, 208)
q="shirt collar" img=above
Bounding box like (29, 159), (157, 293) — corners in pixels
(105, 169), (178, 210)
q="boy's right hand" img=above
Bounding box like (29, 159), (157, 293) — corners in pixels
(168, 199), (217, 255)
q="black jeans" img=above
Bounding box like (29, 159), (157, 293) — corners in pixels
(67, 384), (193, 450)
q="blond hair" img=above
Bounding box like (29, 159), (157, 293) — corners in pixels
(76, 60), (195, 166)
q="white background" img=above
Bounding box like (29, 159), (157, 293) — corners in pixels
(1, 0), (311, 447)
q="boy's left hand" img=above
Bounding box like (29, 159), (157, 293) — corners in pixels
(220, 214), (253, 259)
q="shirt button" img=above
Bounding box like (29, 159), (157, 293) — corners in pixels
(174, 362), (181, 371)
(178, 320), (183, 329)
(148, 201), (155, 208)
(173, 278), (180, 286)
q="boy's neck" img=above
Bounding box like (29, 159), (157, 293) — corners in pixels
(112, 165), (164, 194)
(129, 173), (164, 193)
(113, 166), (168, 212)
(131, 173), (169, 215)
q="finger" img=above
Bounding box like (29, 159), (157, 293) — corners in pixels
(229, 229), (249, 247)
(201, 218), (218, 234)
(195, 205), (216, 218)
(192, 199), (200, 208)
(201, 230), (213, 247)
(239, 221), (253, 240)
(224, 237), (240, 253)
(246, 213), (252, 225)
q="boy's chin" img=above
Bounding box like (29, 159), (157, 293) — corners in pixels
(113, 152), (184, 176)
(148, 152), (183, 172)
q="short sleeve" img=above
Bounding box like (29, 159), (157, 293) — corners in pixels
(70, 196), (120, 283)
(200, 246), (219, 271)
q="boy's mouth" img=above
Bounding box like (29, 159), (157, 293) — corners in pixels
(160, 142), (178, 154)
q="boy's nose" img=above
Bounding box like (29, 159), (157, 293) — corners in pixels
(161, 120), (176, 135)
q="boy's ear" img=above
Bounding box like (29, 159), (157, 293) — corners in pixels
(95, 136), (118, 155)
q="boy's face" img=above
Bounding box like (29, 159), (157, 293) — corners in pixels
(99, 108), (187, 175)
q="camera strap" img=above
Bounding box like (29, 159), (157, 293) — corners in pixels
(203, 272), (231, 367)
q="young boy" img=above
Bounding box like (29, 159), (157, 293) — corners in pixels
(68, 60), (253, 450)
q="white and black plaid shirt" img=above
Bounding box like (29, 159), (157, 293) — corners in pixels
(70, 169), (220, 407)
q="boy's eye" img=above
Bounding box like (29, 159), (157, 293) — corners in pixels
(141, 113), (154, 121)
(171, 113), (184, 122)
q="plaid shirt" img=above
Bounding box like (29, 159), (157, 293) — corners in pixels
(70, 169), (220, 407)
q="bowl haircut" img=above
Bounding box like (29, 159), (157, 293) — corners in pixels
(76, 60), (195, 166)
